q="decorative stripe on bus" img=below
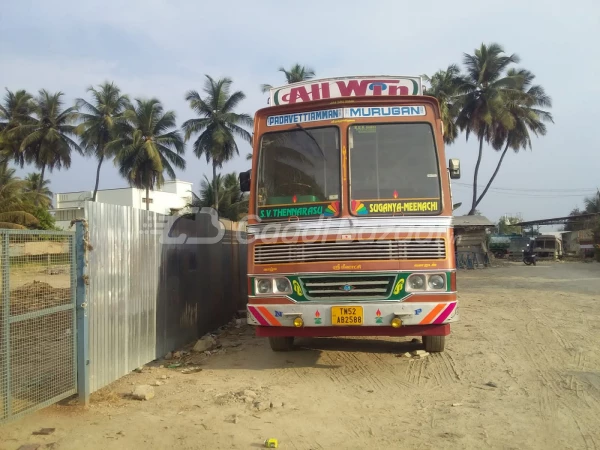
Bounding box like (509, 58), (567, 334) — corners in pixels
(433, 303), (456, 324)
(248, 305), (281, 326)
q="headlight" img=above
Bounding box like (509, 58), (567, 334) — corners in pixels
(408, 274), (426, 290)
(255, 277), (292, 295)
(256, 279), (272, 294)
(428, 274), (445, 290)
(274, 278), (292, 294)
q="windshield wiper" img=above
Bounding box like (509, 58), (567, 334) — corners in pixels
(295, 123), (326, 157)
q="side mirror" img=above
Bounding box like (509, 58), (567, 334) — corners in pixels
(449, 158), (461, 179)
(239, 169), (251, 192)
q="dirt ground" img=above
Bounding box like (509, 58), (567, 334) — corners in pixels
(1, 261), (599, 450)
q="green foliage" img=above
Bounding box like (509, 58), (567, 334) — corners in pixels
(23, 172), (53, 208)
(584, 190), (600, 214)
(16, 90), (82, 206)
(422, 64), (462, 145)
(0, 164), (40, 229)
(565, 192), (600, 232)
(75, 82), (130, 200)
(23, 204), (58, 230)
(111, 98), (186, 210)
(0, 88), (36, 167)
(563, 208), (585, 232)
(261, 64), (316, 93)
(424, 43), (553, 215)
(191, 171), (248, 221)
(182, 75), (252, 212)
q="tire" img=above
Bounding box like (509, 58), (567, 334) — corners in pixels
(268, 336), (294, 352)
(523, 259), (532, 265)
(422, 335), (445, 353)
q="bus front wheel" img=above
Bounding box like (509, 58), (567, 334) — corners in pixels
(422, 335), (445, 353)
(268, 336), (294, 352)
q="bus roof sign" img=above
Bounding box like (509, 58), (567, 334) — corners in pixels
(269, 75), (423, 106)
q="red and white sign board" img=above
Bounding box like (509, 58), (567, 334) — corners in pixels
(269, 75), (422, 106)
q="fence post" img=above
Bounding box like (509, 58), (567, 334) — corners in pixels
(1, 232), (11, 419)
(75, 222), (90, 406)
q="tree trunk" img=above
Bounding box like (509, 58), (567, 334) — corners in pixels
(468, 135), (485, 215)
(474, 142), (510, 209)
(36, 164), (46, 207)
(92, 152), (104, 202)
(212, 162), (219, 212)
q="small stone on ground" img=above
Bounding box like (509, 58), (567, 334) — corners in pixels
(132, 385), (155, 400)
(193, 336), (217, 353)
(254, 401), (270, 411)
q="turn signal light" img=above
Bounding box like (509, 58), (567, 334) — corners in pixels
(391, 318), (402, 328)
(293, 317), (304, 328)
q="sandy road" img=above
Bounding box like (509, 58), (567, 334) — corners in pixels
(1, 262), (599, 450)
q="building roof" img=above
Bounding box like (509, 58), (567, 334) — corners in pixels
(452, 215), (495, 228)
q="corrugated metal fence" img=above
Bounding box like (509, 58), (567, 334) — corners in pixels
(84, 202), (247, 393)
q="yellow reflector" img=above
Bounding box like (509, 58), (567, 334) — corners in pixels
(293, 317), (304, 327)
(391, 318), (402, 328)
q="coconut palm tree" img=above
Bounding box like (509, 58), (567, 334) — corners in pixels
(75, 82), (130, 201)
(473, 69), (553, 209)
(260, 64), (316, 93)
(23, 172), (53, 208)
(584, 190), (600, 214)
(455, 43), (523, 215)
(0, 165), (39, 229)
(181, 75), (252, 211)
(0, 88), (35, 166)
(422, 64), (463, 145)
(195, 171), (248, 220)
(18, 90), (82, 203)
(112, 98), (185, 210)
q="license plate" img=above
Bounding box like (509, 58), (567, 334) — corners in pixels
(331, 306), (364, 326)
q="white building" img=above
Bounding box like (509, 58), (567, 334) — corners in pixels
(50, 179), (193, 230)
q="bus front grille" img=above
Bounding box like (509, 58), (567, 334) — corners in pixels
(299, 275), (396, 300)
(253, 239), (446, 265)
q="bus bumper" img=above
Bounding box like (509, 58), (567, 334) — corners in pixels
(255, 323), (450, 338)
(247, 301), (458, 328)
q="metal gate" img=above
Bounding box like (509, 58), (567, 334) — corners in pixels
(0, 230), (77, 424)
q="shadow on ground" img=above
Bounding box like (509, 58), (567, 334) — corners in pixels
(199, 333), (425, 372)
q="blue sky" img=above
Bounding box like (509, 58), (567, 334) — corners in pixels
(2, 0), (599, 224)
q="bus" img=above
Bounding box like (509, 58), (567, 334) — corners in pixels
(239, 75), (461, 353)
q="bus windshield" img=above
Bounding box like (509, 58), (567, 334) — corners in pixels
(349, 123), (442, 215)
(256, 126), (340, 219)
